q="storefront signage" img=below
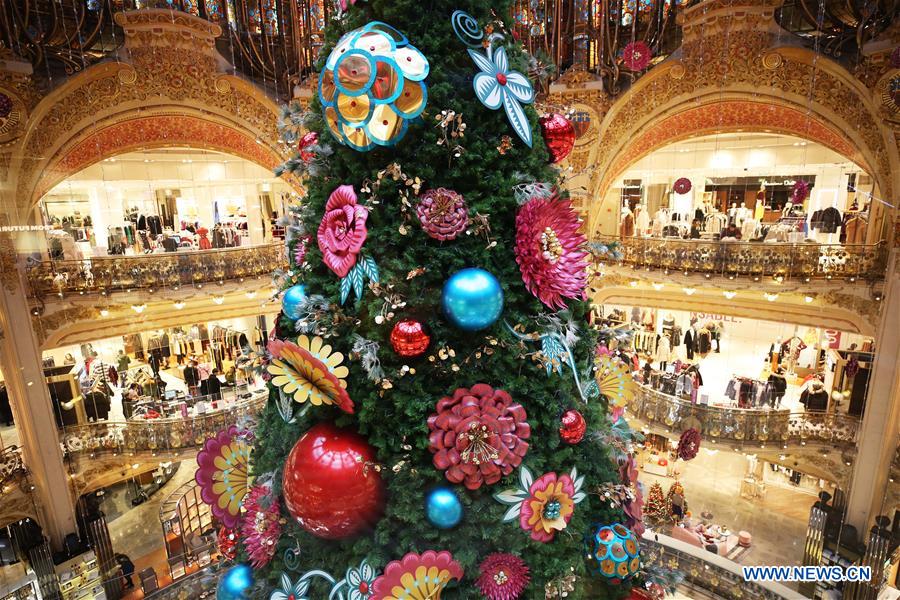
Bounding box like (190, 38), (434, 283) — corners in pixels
(690, 312), (741, 323)
(823, 329), (842, 349)
(0, 225), (53, 232)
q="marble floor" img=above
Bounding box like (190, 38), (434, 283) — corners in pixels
(639, 448), (814, 568)
(107, 462), (195, 574)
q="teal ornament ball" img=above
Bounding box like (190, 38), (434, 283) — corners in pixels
(588, 523), (640, 584)
(282, 284), (307, 320)
(442, 268), (503, 331)
(425, 487), (463, 529)
(216, 564), (254, 599)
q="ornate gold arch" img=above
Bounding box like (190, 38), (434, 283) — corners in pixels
(6, 9), (294, 215)
(584, 1), (897, 233)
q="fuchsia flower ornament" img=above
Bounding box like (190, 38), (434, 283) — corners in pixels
(317, 185), (369, 278)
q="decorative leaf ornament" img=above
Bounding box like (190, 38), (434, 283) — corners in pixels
(267, 337), (354, 413)
(451, 11), (535, 147)
(269, 559), (379, 600)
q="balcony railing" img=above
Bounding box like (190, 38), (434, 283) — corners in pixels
(27, 244), (286, 299)
(629, 385), (859, 447)
(641, 530), (796, 599)
(0, 446), (27, 489)
(60, 387), (267, 459)
(596, 236), (888, 282)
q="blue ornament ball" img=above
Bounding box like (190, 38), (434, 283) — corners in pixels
(441, 268), (503, 331)
(425, 487), (463, 529)
(282, 284), (307, 320)
(588, 523), (640, 584)
(216, 564), (254, 600)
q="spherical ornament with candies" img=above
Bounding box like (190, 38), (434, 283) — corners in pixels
(282, 422), (385, 539)
(216, 564), (253, 600)
(425, 487), (463, 529)
(538, 113), (576, 163)
(416, 188), (468, 241)
(318, 21), (429, 151)
(559, 409), (586, 444)
(588, 523), (641, 584)
(298, 131), (319, 161)
(442, 268), (504, 331)
(390, 319), (430, 358)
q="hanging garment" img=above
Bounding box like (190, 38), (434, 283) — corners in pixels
(683, 329), (695, 360)
(620, 213), (635, 238)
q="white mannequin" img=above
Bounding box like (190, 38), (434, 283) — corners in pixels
(635, 203), (650, 236)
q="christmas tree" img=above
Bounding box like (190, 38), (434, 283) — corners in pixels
(644, 483), (668, 523)
(221, 0), (636, 597)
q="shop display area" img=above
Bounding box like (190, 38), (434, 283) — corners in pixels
(604, 132), (877, 246)
(593, 305), (873, 415)
(38, 149), (293, 259)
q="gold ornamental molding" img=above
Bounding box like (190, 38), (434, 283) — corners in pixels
(8, 9), (291, 216)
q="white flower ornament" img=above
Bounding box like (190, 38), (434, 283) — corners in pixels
(452, 11), (535, 147)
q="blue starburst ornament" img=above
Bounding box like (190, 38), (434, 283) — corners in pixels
(451, 11), (535, 147)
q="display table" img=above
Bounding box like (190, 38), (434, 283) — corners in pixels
(643, 455), (669, 476)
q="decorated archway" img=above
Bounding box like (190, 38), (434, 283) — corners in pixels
(583, 1), (897, 234)
(5, 9), (292, 218)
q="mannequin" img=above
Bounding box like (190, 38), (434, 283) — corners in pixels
(736, 202), (750, 226)
(727, 202), (738, 225)
(619, 205), (635, 239)
(635, 204), (650, 236)
(754, 184), (766, 220)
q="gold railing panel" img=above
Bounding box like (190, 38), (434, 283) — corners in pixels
(597, 236), (888, 282)
(60, 388), (267, 459)
(629, 385), (859, 447)
(27, 244), (286, 298)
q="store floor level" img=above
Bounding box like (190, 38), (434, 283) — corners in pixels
(639, 449), (811, 569)
(106, 463), (196, 596)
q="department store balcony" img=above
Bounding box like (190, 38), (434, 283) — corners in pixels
(596, 236), (889, 285)
(627, 384), (859, 449)
(61, 386), (266, 463)
(26, 244), (286, 301)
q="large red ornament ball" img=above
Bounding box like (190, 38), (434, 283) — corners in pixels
(390, 319), (431, 358)
(298, 131), (319, 161)
(282, 422), (385, 540)
(538, 113), (576, 163)
(559, 409), (586, 444)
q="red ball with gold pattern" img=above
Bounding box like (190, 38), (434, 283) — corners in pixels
(389, 319), (431, 358)
(559, 409), (586, 444)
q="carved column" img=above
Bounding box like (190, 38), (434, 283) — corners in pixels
(0, 255), (77, 549)
(845, 250), (900, 534)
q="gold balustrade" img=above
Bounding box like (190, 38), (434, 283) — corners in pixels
(27, 244), (286, 299)
(628, 385), (859, 447)
(597, 236), (888, 282)
(60, 388), (267, 459)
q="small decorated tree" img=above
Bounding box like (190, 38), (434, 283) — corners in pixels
(643, 482), (668, 523)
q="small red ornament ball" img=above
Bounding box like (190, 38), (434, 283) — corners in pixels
(538, 113), (576, 163)
(559, 409), (587, 444)
(282, 422), (385, 540)
(298, 131), (319, 161)
(389, 319), (431, 358)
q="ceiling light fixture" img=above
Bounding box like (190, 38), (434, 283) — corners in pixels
(683, 287), (696, 296)
(651, 282), (664, 291)
(723, 291), (737, 299)
(99, 309), (109, 317)
(245, 291), (257, 299)
(804, 296), (814, 303)
(131, 304), (146, 313)
(173, 301), (185, 310)
(212, 296), (225, 305)
(764, 292), (778, 302)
